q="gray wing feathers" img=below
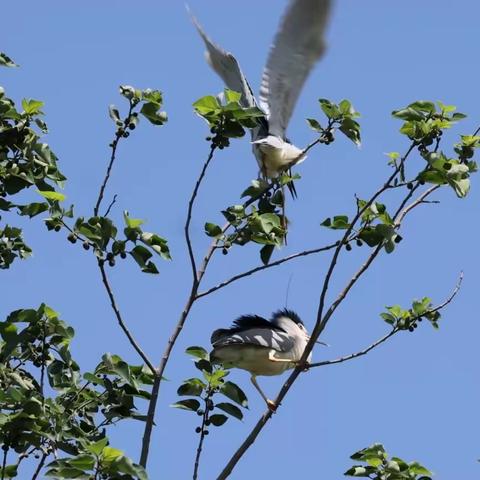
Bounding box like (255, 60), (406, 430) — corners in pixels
(211, 328), (294, 353)
(259, 0), (332, 137)
(191, 13), (257, 109)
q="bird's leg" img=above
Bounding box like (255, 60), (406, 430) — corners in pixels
(250, 375), (277, 412)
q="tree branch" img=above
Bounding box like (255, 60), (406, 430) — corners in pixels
(98, 262), (156, 374)
(310, 270), (463, 368)
(185, 145), (217, 283)
(196, 240), (342, 299)
(94, 103), (133, 216)
(31, 453), (47, 480)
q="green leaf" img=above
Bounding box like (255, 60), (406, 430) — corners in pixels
(221, 381), (248, 408)
(204, 222), (223, 238)
(37, 190), (66, 202)
(408, 462), (432, 475)
(17, 202), (49, 218)
(85, 437), (109, 456)
(193, 95), (221, 115)
(224, 89), (241, 103)
(215, 402), (243, 420)
(69, 454), (96, 470)
(177, 378), (205, 397)
(123, 211), (144, 228)
(321, 215), (350, 230)
(306, 118), (322, 132)
(21, 98), (44, 115)
(185, 346), (209, 361)
(209, 413), (228, 426)
(171, 399), (201, 412)
(140, 102), (168, 125)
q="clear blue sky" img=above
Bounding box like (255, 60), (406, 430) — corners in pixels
(2, 1), (479, 478)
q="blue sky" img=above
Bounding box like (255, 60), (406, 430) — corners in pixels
(2, 0), (479, 478)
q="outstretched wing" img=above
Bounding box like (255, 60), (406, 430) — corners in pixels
(190, 12), (257, 109)
(259, 0), (332, 138)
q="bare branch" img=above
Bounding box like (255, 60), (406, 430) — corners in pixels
(31, 453), (47, 480)
(196, 240), (341, 299)
(98, 262), (156, 374)
(310, 270), (463, 368)
(94, 103), (133, 216)
(104, 194), (118, 217)
(185, 145), (217, 283)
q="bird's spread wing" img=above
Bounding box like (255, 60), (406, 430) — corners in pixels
(259, 0), (332, 138)
(190, 12), (257, 109)
(211, 315), (294, 352)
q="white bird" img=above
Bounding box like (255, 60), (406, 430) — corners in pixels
(210, 309), (312, 410)
(191, 0), (332, 190)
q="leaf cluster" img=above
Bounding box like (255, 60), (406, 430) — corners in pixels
(0, 304), (151, 479)
(307, 98), (361, 146)
(380, 297), (440, 331)
(194, 89), (265, 149)
(0, 53), (67, 268)
(172, 347), (248, 435)
(345, 444), (432, 479)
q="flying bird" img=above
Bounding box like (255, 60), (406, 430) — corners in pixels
(191, 0), (332, 192)
(210, 309), (312, 411)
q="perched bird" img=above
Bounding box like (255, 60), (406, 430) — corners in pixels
(210, 309), (312, 410)
(191, 0), (332, 192)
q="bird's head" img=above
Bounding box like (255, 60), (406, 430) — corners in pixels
(271, 309), (310, 340)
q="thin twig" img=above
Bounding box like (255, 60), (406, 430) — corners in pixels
(98, 262), (156, 374)
(31, 453), (47, 480)
(104, 194), (118, 217)
(196, 240), (341, 299)
(309, 271), (463, 368)
(192, 392), (212, 480)
(94, 103), (133, 216)
(1, 448), (7, 480)
(185, 144), (217, 283)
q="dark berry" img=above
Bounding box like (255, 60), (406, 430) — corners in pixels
(394, 235), (403, 244)
(355, 239), (363, 247)
(408, 326), (414, 332)
(345, 243), (352, 251)
(197, 409), (204, 416)
(108, 259), (115, 267)
(205, 420), (211, 426)
(54, 225), (61, 232)
(83, 241), (90, 250)
(120, 251), (127, 259)
(222, 248), (228, 255)
(204, 430), (209, 435)
(406, 182), (413, 190)
(195, 427), (202, 433)
(67, 233), (77, 244)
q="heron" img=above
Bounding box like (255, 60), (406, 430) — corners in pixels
(210, 309), (313, 411)
(191, 0), (333, 195)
